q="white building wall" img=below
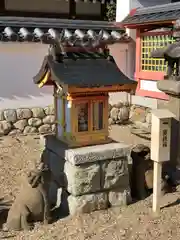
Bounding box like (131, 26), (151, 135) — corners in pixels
(0, 43), (53, 109)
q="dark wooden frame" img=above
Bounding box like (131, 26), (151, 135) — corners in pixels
(0, 0), (107, 21)
(171, 0), (180, 3)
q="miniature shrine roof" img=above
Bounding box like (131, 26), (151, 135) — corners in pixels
(122, 2), (180, 28)
(0, 16), (126, 44)
(33, 50), (136, 89)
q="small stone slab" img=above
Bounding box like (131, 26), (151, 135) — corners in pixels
(157, 80), (180, 96)
(132, 121), (151, 132)
(109, 188), (131, 207)
(40, 135), (131, 165)
(68, 192), (108, 215)
(101, 158), (129, 190)
(65, 143), (130, 165)
(64, 161), (101, 196)
(130, 125), (151, 140)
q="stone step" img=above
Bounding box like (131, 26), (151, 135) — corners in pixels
(132, 121), (151, 132)
(130, 122), (151, 140)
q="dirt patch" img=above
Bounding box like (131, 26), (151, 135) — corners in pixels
(0, 126), (180, 240)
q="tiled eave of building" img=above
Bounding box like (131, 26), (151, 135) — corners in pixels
(0, 16), (128, 44)
(122, 2), (180, 28)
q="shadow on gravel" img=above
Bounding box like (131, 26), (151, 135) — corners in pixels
(0, 209), (9, 229)
(161, 198), (180, 209)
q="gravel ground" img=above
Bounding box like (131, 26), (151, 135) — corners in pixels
(0, 125), (180, 240)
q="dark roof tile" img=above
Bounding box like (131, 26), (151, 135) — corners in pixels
(122, 2), (180, 26)
(33, 52), (136, 88)
(0, 17), (126, 44)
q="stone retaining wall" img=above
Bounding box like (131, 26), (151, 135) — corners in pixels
(0, 103), (151, 136)
(109, 103), (151, 127)
(0, 106), (55, 136)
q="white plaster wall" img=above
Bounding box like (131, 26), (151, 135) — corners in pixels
(109, 42), (135, 79)
(0, 43), (53, 109)
(0, 42), (158, 110)
(109, 43), (128, 76)
(140, 80), (162, 92)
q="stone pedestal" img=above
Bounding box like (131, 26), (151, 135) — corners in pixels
(40, 135), (131, 215)
(157, 80), (180, 169)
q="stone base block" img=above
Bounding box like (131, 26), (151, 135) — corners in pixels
(41, 135), (132, 215)
(68, 193), (108, 215)
(64, 154), (130, 197)
(64, 161), (101, 196)
(40, 135), (131, 165)
(101, 158), (129, 190)
(109, 188), (131, 207)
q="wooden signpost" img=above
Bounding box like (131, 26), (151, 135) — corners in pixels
(151, 109), (175, 213)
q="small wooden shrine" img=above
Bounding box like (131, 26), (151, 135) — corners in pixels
(33, 22), (137, 147)
(121, 2), (180, 100)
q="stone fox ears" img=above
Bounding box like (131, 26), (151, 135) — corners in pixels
(27, 163), (51, 188)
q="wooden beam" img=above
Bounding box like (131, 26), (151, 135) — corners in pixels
(54, 86), (58, 136)
(70, 0), (76, 19)
(0, 0), (5, 11)
(62, 46), (106, 52)
(66, 94), (108, 101)
(152, 161), (162, 213)
(38, 71), (50, 88)
(68, 84), (137, 94)
(122, 20), (174, 29)
(101, 1), (107, 21)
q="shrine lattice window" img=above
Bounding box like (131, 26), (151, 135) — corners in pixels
(74, 99), (106, 134)
(141, 34), (175, 72)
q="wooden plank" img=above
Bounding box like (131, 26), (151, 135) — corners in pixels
(152, 161), (162, 213)
(53, 86), (58, 137)
(67, 94), (108, 101)
(38, 71), (50, 88)
(68, 84), (136, 94)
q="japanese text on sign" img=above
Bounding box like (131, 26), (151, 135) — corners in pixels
(162, 129), (168, 147)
